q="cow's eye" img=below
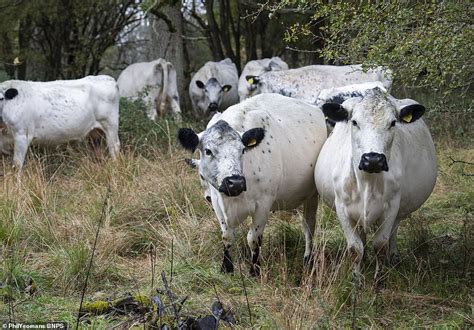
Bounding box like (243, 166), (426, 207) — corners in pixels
(0, 97), (4, 101)
(352, 120), (358, 127)
(390, 120), (396, 128)
(205, 149), (213, 156)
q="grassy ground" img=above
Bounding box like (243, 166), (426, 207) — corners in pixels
(0, 99), (472, 328)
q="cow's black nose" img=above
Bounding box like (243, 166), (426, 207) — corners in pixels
(208, 102), (218, 112)
(358, 152), (388, 173)
(219, 175), (247, 197)
(206, 196), (212, 203)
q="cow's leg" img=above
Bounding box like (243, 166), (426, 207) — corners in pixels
(213, 201), (235, 273)
(336, 202), (364, 287)
(12, 133), (32, 170)
(302, 192), (318, 267)
(373, 200), (400, 290)
(247, 206), (270, 276)
(100, 121), (120, 160)
(388, 217), (402, 266)
(169, 95), (182, 120)
(221, 227), (236, 273)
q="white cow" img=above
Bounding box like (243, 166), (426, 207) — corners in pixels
(0, 75), (120, 169)
(117, 58), (181, 120)
(238, 57), (288, 101)
(189, 58), (239, 118)
(178, 93), (327, 275)
(314, 88), (437, 288)
(245, 64), (392, 103)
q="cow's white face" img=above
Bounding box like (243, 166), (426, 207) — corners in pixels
(195, 78), (232, 115)
(178, 120), (264, 197)
(323, 88), (426, 173)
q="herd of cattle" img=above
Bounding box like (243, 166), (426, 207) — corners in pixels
(0, 56), (437, 287)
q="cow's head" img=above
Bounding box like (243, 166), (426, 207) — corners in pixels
(0, 87), (18, 116)
(322, 88), (425, 174)
(178, 120), (265, 197)
(195, 78), (232, 114)
(245, 75), (261, 98)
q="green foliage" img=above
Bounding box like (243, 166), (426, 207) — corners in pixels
(278, 1), (473, 96)
(118, 98), (186, 157)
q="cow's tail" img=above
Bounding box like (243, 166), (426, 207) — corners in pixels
(158, 61), (169, 118)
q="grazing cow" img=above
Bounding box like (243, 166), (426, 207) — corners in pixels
(189, 59), (239, 118)
(0, 75), (120, 169)
(117, 58), (181, 120)
(314, 88), (437, 288)
(178, 93), (327, 275)
(238, 57), (289, 101)
(245, 64), (392, 104)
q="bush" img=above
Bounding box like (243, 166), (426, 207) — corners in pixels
(119, 98), (185, 157)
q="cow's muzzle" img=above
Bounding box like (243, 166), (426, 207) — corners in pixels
(219, 175), (247, 197)
(358, 152), (389, 173)
(208, 102), (218, 112)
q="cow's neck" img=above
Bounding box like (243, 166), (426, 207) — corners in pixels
(350, 159), (385, 231)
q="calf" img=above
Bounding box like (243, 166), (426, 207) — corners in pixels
(0, 75), (120, 169)
(314, 88), (437, 288)
(178, 94), (327, 275)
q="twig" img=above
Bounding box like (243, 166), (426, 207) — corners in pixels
(150, 244), (156, 290)
(161, 271), (180, 322)
(351, 272), (359, 330)
(170, 238), (174, 285)
(448, 156), (474, 176)
(238, 263), (253, 326)
(76, 183), (112, 328)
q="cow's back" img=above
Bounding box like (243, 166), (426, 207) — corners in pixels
(117, 60), (164, 97)
(219, 94), (327, 210)
(1, 76), (119, 144)
(260, 65), (392, 103)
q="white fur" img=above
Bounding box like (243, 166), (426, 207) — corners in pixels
(189, 58), (239, 117)
(194, 93), (327, 271)
(238, 57), (288, 101)
(253, 64), (392, 104)
(117, 58), (181, 120)
(314, 89), (437, 283)
(0, 75), (120, 169)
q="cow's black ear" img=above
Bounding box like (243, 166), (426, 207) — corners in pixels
(5, 88), (18, 100)
(177, 128), (199, 152)
(399, 104), (425, 123)
(222, 85), (232, 92)
(242, 128), (265, 149)
(196, 80), (205, 89)
(322, 103), (348, 122)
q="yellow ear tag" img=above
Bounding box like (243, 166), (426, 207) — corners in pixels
(247, 78), (254, 85)
(246, 138), (257, 147)
(402, 113), (413, 123)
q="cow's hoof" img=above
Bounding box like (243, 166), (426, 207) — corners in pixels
(389, 253), (401, 266)
(249, 264), (261, 277)
(221, 259), (234, 273)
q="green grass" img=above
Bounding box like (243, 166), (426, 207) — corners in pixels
(0, 100), (472, 328)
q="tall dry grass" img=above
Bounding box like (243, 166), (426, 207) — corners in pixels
(0, 99), (472, 327)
